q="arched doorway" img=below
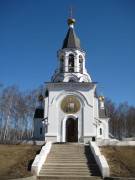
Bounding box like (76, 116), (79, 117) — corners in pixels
(66, 118), (78, 142)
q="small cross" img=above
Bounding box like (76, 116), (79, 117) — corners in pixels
(100, 85), (104, 93)
(40, 85), (43, 94)
(69, 6), (74, 18)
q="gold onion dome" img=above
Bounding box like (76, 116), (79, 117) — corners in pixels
(99, 94), (105, 102)
(67, 18), (76, 26)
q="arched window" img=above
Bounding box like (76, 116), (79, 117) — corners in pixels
(68, 79), (75, 82)
(69, 54), (74, 72)
(100, 128), (102, 135)
(79, 55), (83, 73)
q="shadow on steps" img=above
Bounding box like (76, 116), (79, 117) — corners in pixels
(84, 145), (102, 177)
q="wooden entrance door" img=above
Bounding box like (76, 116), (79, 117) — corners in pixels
(66, 118), (78, 142)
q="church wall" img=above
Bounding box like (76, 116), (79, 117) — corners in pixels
(102, 119), (109, 139)
(44, 97), (48, 119)
(45, 83), (98, 142)
(46, 89), (84, 142)
(94, 97), (99, 119)
(45, 90), (59, 142)
(83, 106), (93, 135)
(47, 104), (58, 134)
(97, 118), (109, 139)
(33, 118), (45, 140)
(78, 88), (97, 142)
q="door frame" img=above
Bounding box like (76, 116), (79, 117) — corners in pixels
(62, 114), (78, 142)
(66, 117), (78, 142)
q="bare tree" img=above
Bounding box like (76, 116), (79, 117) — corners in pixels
(105, 99), (135, 140)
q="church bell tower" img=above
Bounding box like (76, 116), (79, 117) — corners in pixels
(52, 12), (91, 83)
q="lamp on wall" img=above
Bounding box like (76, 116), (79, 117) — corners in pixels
(41, 118), (49, 126)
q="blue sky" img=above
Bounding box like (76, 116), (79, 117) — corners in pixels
(0, 0), (135, 106)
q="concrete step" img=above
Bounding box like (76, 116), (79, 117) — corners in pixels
(47, 154), (94, 160)
(39, 169), (101, 174)
(39, 171), (91, 175)
(46, 156), (87, 158)
(46, 158), (88, 160)
(42, 162), (99, 167)
(47, 154), (94, 156)
(49, 151), (86, 153)
(50, 147), (84, 149)
(40, 168), (90, 171)
(41, 166), (99, 170)
(39, 172), (101, 176)
(49, 151), (85, 154)
(46, 156), (94, 159)
(42, 163), (98, 167)
(37, 175), (102, 180)
(46, 159), (95, 162)
(52, 144), (84, 147)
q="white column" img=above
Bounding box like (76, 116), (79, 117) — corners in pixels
(100, 101), (104, 109)
(82, 58), (85, 73)
(74, 57), (79, 72)
(65, 57), (68, 72)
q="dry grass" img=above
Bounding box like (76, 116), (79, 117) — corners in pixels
(0, 144), (41, 179)
(100, 146), (135, 177)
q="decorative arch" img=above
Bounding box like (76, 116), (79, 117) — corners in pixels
(57, 50), (66, 59)
(65, 49), (77, 56)
(79, 75), (91, 82)
(61, 114), (78, 142)
(63, 74), (78, 82)
(53, 76), (63, 82)
(79, 76), (89, 82)
(76, 51), (85, 58)
(51, 90), (93, 108)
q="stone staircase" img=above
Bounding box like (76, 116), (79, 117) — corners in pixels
(37, 143), (102, 180)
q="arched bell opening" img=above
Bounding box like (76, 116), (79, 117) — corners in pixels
(79, 55), (83, 73)
(68, 54), (74, 72)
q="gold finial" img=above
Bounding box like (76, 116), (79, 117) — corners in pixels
(67, 6), (75, 26)
(99, 85), (105, 102)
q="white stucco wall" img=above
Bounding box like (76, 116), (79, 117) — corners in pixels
(44, 82), (98, 143)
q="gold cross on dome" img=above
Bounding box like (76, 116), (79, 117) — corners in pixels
(69, 6), (74, 18)
(100, 85), (104, 93)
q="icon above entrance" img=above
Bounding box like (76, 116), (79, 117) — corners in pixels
(61, 95), (80, 114)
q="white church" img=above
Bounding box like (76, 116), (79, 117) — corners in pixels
(33, 13), (109, 143)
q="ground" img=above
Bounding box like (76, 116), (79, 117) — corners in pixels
(0, 144), (41, 179)
(100, 146), (135, 177)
